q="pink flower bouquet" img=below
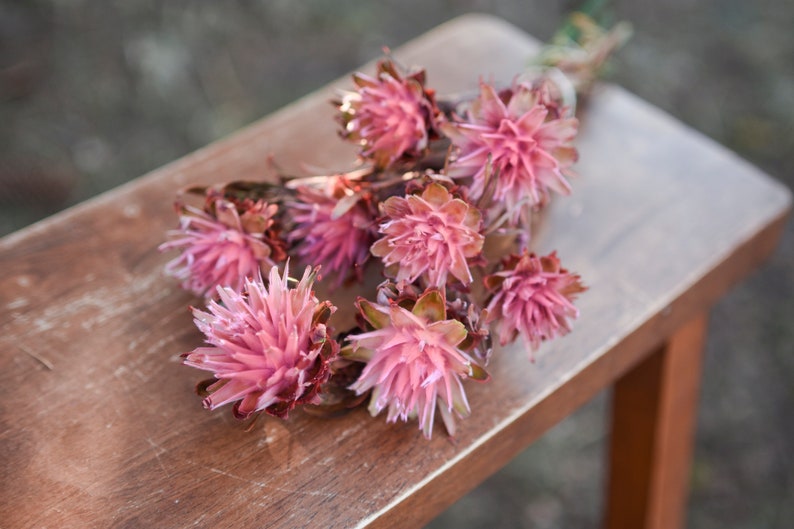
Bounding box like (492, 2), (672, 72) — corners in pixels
(160, 14), (628, 439)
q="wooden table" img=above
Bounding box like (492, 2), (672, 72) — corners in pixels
(1, 15), (790, 529)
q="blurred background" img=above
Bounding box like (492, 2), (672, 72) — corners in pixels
(1, 1), (791, 527)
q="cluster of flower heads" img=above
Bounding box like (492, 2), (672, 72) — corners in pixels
(161, 56), (590, 439)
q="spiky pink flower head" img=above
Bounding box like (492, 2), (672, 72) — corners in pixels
(484, 251), (586, 355)
(345, 289), (488, 438)
(160, 198), (287, 297)
(287, 176), (378, 287)
(442, 81), (579, 224)
(183, 264), (338, 420)
(370, 182), (484, 288)
(374, 280), (493, 365)
(338, 60), (439, 168)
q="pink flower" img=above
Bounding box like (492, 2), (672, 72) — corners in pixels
(346, 289), (488, 438)
(442, 81), (579, 224)
(159, 199), (286, 297)
(484, 251), (586, 354)
(370, 182), (484, 288)
(287, 177), (378, 287)
(183, 264), (338, 419)
(338, 60), (438, 168)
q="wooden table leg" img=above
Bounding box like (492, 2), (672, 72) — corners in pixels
(605, 313), (708, 529)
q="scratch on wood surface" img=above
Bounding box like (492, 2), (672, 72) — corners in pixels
(337, 423), (364, 440)
(26, 272), (172, 336)
(127, 324), (181, 354)
(33, 318), (55, 333)
(188, 461), (348, 501)
(146, 437), (171, 478)
(5, 297), (29, 310)
(19, 344), (54, 370)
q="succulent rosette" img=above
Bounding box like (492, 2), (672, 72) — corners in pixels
(286, 176), (379, 287)
(183, 264), (338, 420)
(338, 59), (440, 168)
(484, 251), (586, 355)
(345, 287), (489, 438)
(442, 80), (579, 225)
(160, 197), (286, 297)
(371, 182), (484, 288)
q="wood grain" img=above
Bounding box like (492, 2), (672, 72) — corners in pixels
(0, 14), (790, 529)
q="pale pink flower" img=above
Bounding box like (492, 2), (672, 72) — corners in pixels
(346, 289), (488, 438)
(287, 178), (378, 287)
(159, 199), (286, 297)
(183, 264), (338, 419)
(484, 251), (586, 354)
(370, 182), (484, 288)
(442, 81), (579, 223)
(375, 280), (492, 365)
(338, 60), (438, 168)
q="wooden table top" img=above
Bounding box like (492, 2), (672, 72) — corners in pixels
(1, 14), (790, 529)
